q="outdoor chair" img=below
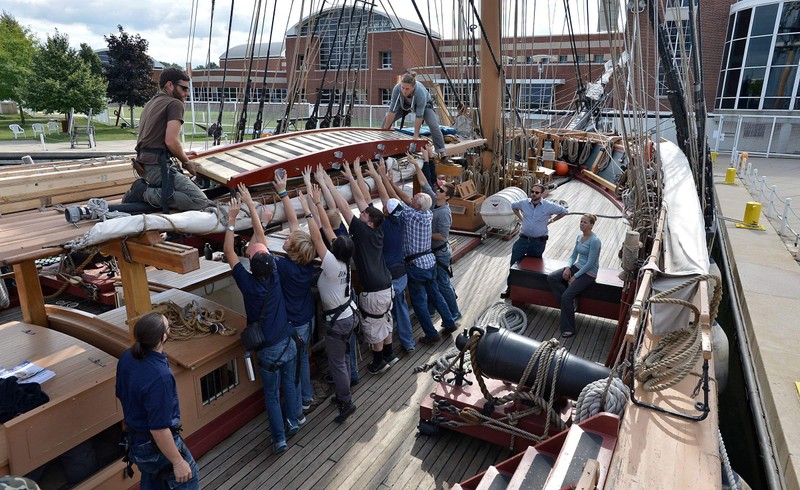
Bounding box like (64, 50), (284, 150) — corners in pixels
(9, 124), (25, 139)
(32, 123), (45, 138)
(47, 121), (60, 134)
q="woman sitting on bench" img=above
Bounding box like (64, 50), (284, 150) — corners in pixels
(547, 214), (601, 338)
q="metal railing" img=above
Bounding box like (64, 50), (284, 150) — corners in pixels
(732, 151), (800, 258)
(710, 114), (800, 158)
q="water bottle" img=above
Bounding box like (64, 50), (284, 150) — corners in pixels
(244, 351), (256, 381)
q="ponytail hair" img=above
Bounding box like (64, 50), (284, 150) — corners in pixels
(131, 312), (168, 359)
(401, 71), (417, 85)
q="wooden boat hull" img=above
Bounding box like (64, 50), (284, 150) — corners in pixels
(194, 127), (428, 187)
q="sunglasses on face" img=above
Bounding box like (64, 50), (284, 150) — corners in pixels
(531, 190), (542, 195)
(436, 187), (446, 193)
(175, 83), (190, 92)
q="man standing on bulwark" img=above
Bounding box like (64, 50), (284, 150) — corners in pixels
(132, 67), (212, 212)
(500, 183), (568, 299)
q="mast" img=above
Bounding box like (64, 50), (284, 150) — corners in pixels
(479, 0), (502, 171)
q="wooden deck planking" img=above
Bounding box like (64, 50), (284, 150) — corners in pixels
(197, 185), (622, 488)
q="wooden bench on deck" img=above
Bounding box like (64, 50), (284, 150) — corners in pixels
(509, 257), (624, 320)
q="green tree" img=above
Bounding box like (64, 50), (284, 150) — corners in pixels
(104, 25), (157, 127)
(79, 43), (104, 79)
(160, 61), (183, 70)
(24, 30), (107, 124)
(0, 12), (38, 123)
(194, 61), (219, 70)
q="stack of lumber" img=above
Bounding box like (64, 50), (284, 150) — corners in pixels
(0, 158), (136, 214)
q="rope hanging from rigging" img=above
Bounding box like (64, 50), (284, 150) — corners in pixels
(252, 0), (280, 139)
(305, 1), (345, 131)
(211, 0), (237, 146)
(235, 0), (264, 143)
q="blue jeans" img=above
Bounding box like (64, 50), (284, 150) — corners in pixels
(434, 253), (461, 319)
(392, 274), (414, 349)
(293, 320), (315, 405)
(406, 264), (455, 338)
(547, 265), (596, 334)
(130, 433), (199, 490)
(507, 236), (548, 285)
(257, 337), (301, 443)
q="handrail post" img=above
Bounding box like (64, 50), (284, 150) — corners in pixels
(780, 198), (792, 236)
(768, 185), (778, 218)
(758, 176), (767, 203)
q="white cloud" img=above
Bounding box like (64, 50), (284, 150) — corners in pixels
(4, 0), (605, 68)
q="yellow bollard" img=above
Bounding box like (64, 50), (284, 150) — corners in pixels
(724, 167), (737, 184)
(711, 151), (718, 165)
(736, 201), (766, 230)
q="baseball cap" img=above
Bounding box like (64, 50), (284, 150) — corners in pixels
(249, 251), (275, 280)
(386, 198), (401, 215)
(246, 241), (268, 259)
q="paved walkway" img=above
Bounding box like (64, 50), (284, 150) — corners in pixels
(714, 154), (800, 489)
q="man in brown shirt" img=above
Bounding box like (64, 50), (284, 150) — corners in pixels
(131, 67), (211, 211)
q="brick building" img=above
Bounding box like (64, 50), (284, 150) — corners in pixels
(188, 2), (734, 127)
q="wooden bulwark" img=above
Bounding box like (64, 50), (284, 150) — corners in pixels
(193, 128), (429, 187)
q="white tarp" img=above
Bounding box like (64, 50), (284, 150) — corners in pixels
(64, 163), (416, 251)
(650, 139), (710, 334)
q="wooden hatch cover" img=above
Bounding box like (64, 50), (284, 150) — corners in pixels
(193, 127), (428, 188)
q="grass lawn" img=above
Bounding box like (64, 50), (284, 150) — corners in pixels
(1, 106), (380, 144)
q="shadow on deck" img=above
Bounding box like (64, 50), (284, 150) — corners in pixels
(198, 181), (625, 489)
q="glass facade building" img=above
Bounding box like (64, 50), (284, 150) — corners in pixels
(717, 1), (800, 111)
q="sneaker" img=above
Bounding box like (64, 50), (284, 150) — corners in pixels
(351, 378), (360, 387)
(297, 416), (307, 426)
(367, 360), (390, 375)
(272, 441), (288, 454)
(334, 402), (357, 423)
(402, 346), (416, 353)
(500, 288), (511, 299)
(385, 354), (400, 367)
(286, 425), (299, 438)
(419, 335), (442, 344)
(441, 322), (460, 333)
(302, 401), (312, 411)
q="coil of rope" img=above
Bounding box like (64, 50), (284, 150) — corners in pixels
(574, 376), (628, 423)
(128, 300), (237, 340)
(635, 273), (723, 391)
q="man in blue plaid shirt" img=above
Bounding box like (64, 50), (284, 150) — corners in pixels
(384, 162), (457, 345)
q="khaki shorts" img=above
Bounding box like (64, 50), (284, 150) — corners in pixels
(357, 288), (393, 344)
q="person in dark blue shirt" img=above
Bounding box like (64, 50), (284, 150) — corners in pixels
(225, 188), (302, 454)
(116, 312), (199, 489)
(274, 172), (318, 411)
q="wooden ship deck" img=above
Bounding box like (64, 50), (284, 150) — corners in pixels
(195, 180), (628, 489)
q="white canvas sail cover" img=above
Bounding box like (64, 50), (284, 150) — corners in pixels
(649, 139), (710, 334)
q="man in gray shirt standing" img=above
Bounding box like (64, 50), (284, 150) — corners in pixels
(418, 147), (461, 320)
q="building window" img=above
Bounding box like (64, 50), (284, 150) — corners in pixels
(380, 88), (391, 105)
(296, 54), (305, 70)
(558, 55), (568, 63)
(593, 54), (604, 63)
(200, 360), (239, 406)
(381, 51), (392, 69)
(575, 54), (586, 63)
(515, 83), (553, 110)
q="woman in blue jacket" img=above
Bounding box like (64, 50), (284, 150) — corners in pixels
(547, 214), (601, 338)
